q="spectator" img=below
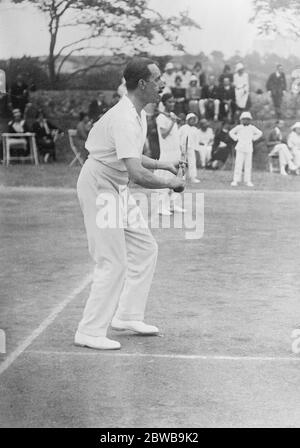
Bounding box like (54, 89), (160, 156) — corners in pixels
(9, 74), (29, 114)
(266, 64), (287, 119)
(8, 108), (30, 157)
(23, 102), (39, 131)
(288, 122), (300, 170)
(199, 74), (220, 121)
(197, 118), (214, 168)
(32, 110), (61, 163)
(171, 76), (187, 115)
(144, 102), (160, 161)
(186, 75), (202, 116)
(229, 111), (262, 187)
(179, 113), (200, 183)
(178, 65), (191, 89)
(192, 61), (206, 87)
(88, 92), (109, 123)
(268, 120), (298, 175)
(233, 63), (250, 114)
(156, 93), (184, 215)
(117, 77), (127, 98)
(219, 64), (234, 86)
(207, 119), (234, 169)
(161, 62), (176, 94)
(218, 76), (236, 122)
(76, 112), (92, 160)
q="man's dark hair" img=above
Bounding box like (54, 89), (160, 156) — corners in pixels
(161, 93), (173, 105)
(123, 57), (156, 91)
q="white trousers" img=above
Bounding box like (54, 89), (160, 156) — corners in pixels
(187, 147), (197, 179)
(197, 145), (212, 167)
(77, 158), (158, 337)
(199, 99), (220, 117)
(233, 151), (252, 183)
(271, 144), (297, 171)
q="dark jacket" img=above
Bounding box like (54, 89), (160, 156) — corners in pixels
(217, 85), (235, 102)
(266, 72), (287, 96)
(32, 120), (58, 141)
(201, 85), (219, 100)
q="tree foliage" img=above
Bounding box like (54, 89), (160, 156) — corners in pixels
(8, 0), (200, 87)
(251, 0), (300, 37)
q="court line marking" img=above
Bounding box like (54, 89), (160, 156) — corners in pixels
(25, 350), (300, 363)
(0, 274), (91, 377)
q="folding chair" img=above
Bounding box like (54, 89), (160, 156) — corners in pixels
(68, 129), (84, 167)
(267, 153), (280, 173)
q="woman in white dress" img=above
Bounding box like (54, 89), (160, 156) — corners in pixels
(288, 122), (300, 168)
(156, 93), (185, 215)
(233, 63), (250, 114)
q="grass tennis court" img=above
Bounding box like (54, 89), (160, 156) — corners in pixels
(1, 168), (300, 427)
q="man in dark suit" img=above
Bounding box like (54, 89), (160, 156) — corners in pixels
(32, 110), (61, 162)
(217, 76), (236, 122)
(199, 75), (220, 121)
(9, 74), (29, 114)
(266, 64), (287, 119)
(88, 92), (109, 123)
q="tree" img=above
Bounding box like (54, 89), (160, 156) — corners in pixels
(8, 0), (200, 87)
(251, 0), (300, 37)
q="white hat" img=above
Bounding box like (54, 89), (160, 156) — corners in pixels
(236, 62), (244, 72)
(186, 113), (197, 122)
(240, 111), (252, 120)
(165, 62), (174, 71)
(190, 74), (198, 82)
(291, 122), (300, 130)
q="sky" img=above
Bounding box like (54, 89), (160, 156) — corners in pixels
(0, 0), (269, 59)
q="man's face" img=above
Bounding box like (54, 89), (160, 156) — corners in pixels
(164, 97), (175, 112)
(277, 120), (284, 129)
(224, 77), (230, 87)
(98, 93), (104, 102)
(187, 117), (197, 126)
(241, 118), (251, 126)
(13, 111), (22, 121)
(144, 64), (164, 104)
(209, 75), (215, 85)
(277, 65), (283, 74)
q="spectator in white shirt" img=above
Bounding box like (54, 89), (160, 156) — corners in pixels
(288, 122), (300, 169)
(197, 118), (214, 168)
(230, 111), (262, 187)
(179, 113), (200, 183)
(234, 63), (250, 114)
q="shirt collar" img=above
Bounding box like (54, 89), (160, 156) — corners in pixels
(121, 94), (145, 124)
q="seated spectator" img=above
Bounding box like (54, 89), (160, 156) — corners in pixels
(268, 120), (298, 175)
(178, 65), (191, 89)
(9, 74), (29, 114)
(179, 113), (200, 183)
(76, 112), (92, 160)
(219, 64), (234, 86)
(88, 92), (109, 123)
(287, 122), (300, 170)
(218, 76), (236, 122)
(186, 75), (202, 116)
(110, 92), (121, 108)
(192, 61), (206, 87)
(161, 62), (176, 94)
(171, 76), (187, 115)
(8, 108), (30, 157)
(196, 118), (214, 168)
(207, 119), (234, 169)
(32, 110), (61, 163)
(199, 75), (220, 121)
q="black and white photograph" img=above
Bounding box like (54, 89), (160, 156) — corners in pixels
(1, 0), (300, 431)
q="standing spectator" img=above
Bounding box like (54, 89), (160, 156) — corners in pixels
(32, 110), (61, 163)
(233, 63), (250, 115)
(218, 76), (236, 122)
(186, 75), (202, 116)
(156, 93), (184, 215)
(199, 74), (220, 121)
(76, 112), (92, 160)
(144, 102), (160, 161)
(288, 122), (300, 169)
(88, 92), (109, 123)
(268, 120), (298, 175)
(207, 119), (234, 169)
(197, 118), (214, 168)
(230, 111), (262, 187)
(171, 76), (187, 115)
(179, 113), (200, 183)
(23, 102), (38, 131)
(219, 64), (234, 86)
(178, 65), (191, 89)
(266, 64), (287, 119)
(161, 62), (176, 94)
(8, 108), (30, 157)
(9, 74), (29, 114)
(192, 62), (206, 87)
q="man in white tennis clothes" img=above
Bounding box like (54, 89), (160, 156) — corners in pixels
(75, 58), (185, 350)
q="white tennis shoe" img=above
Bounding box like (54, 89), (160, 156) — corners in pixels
(111, 318), (159, 335)
(74, 331), (121, 350)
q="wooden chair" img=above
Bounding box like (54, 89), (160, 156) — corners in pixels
(68, 129), (84, 167)
(2, 133), (39, 166)
(267, 153), (280, 173)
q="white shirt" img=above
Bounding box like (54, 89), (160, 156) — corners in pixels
(229, 124), (262, 153)
(288, 131), (300, 152)
(85, 95), (147, 171)
(198, 127), (214, 148)
(156, 113), (180, 162)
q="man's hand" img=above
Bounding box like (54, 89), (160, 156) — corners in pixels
(169, 176), (185, 193)
(159, 160), (188, 175)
